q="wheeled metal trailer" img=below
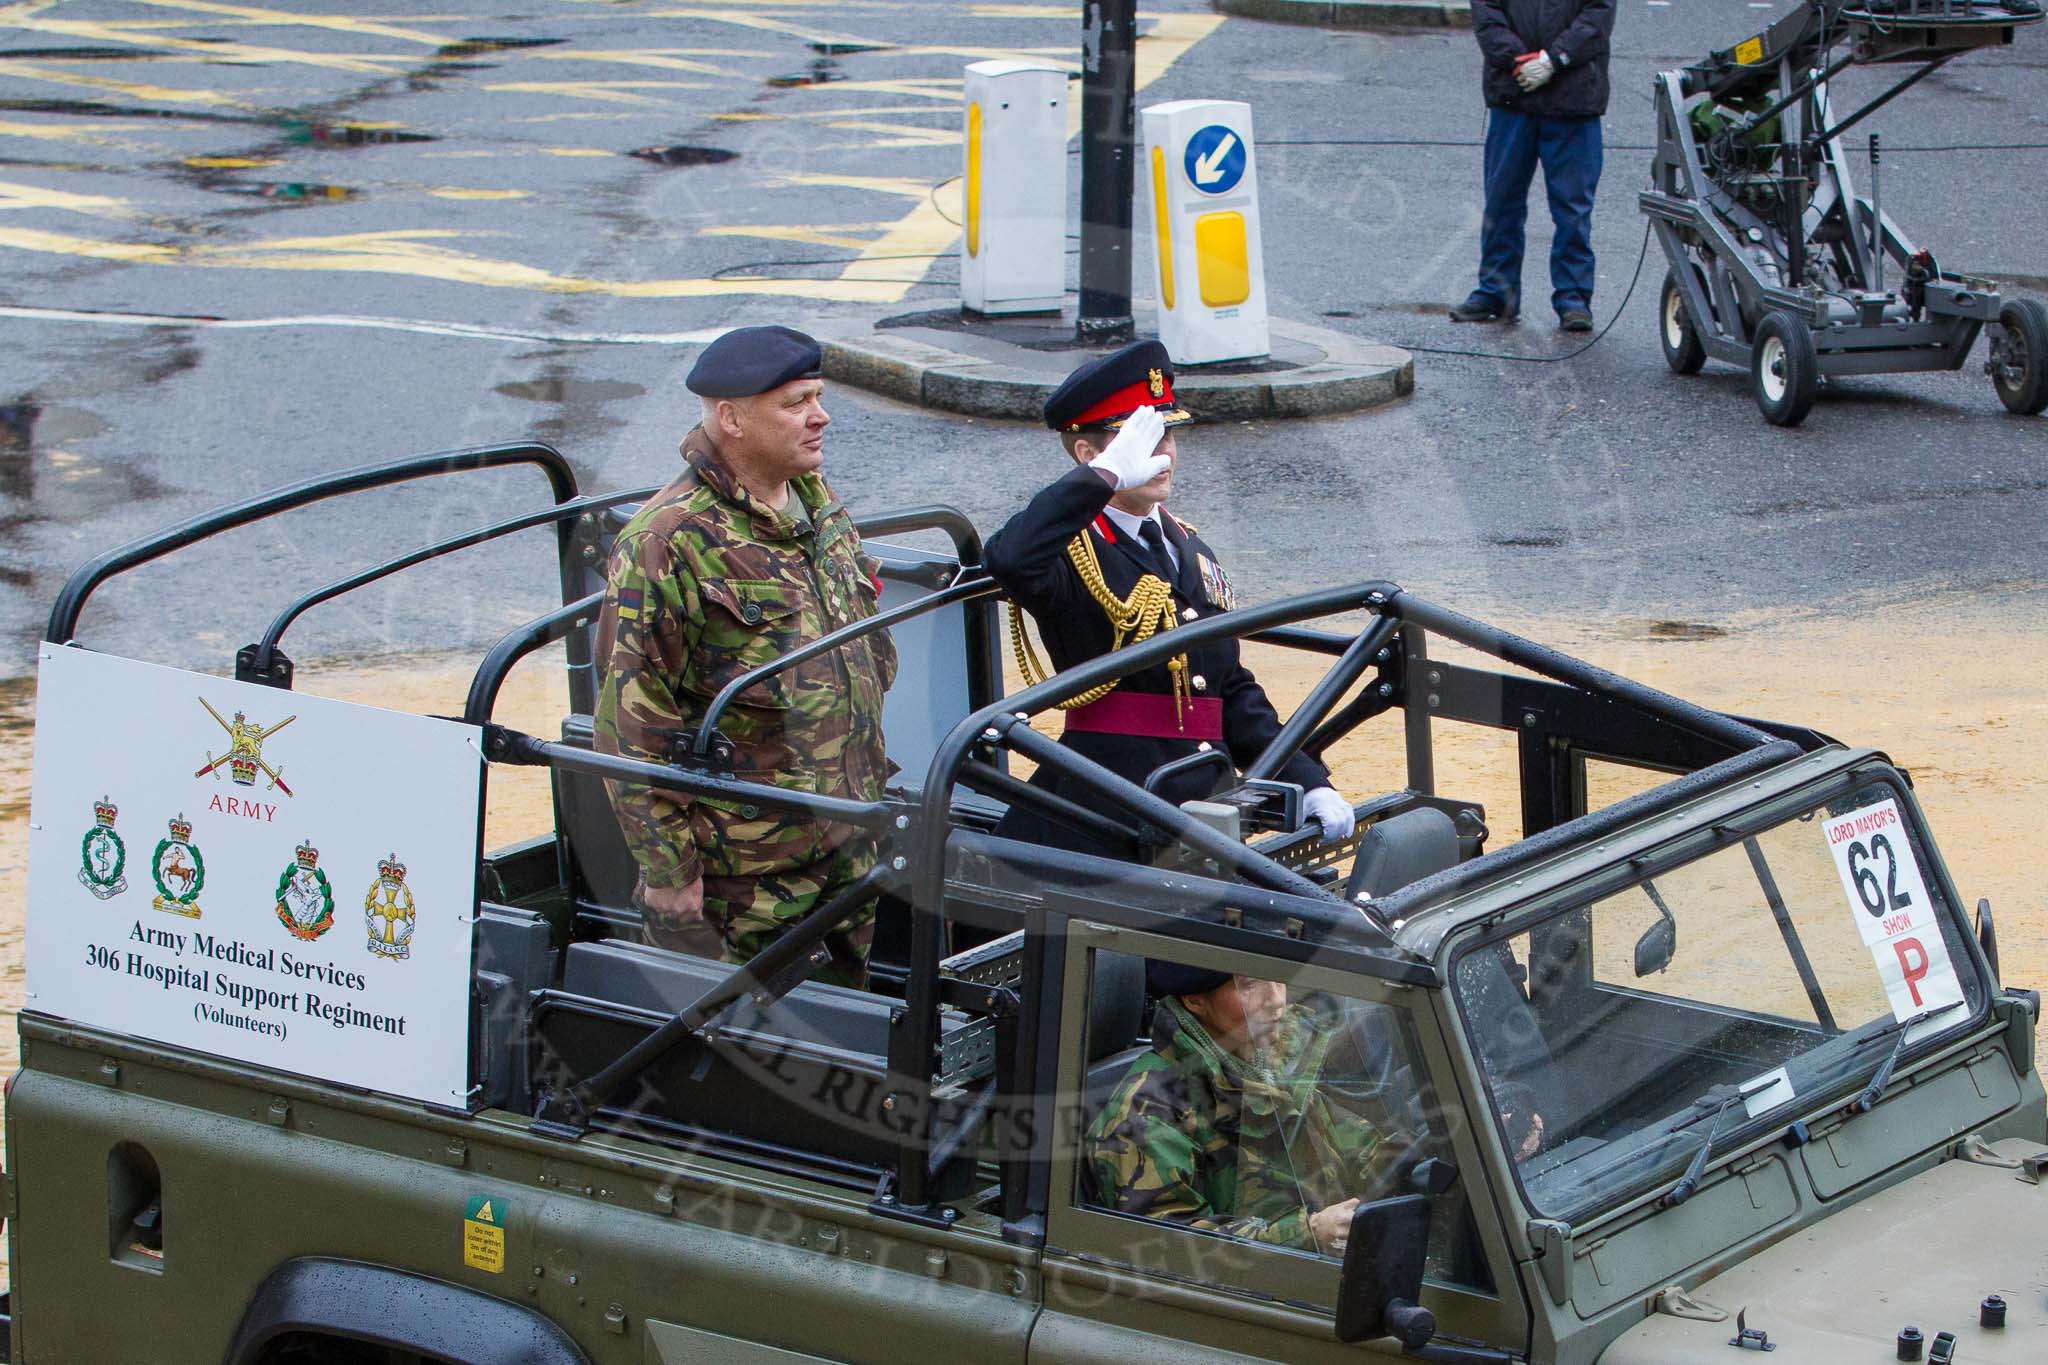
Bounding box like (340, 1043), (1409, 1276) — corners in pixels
(1640, 0), (2047, 426)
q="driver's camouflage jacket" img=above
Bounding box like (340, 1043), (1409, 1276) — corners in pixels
(593, 426), (897, 892)
(1084, 1000), (1390, 1249)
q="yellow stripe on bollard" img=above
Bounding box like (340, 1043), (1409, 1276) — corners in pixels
(1151, 144), (1175, 311)
(966, 101), (982, 259)
(1194, 211), (1249, 307)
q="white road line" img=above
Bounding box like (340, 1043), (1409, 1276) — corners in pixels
(0, 305), (730, 346)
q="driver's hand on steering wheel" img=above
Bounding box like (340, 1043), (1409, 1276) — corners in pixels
(1310, 1197), (1363, 1256)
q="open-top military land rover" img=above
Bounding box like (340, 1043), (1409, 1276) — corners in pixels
(6, 446), (2043, 1363)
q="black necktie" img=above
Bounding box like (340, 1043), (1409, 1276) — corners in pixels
(1139, 518), (1175, 583)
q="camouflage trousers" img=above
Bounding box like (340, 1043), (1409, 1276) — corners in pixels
(643, 839), (878, 990)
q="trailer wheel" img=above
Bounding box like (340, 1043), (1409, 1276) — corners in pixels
(1750, 311), (1818, 427)
(1660, 274), (1707, 375)
(1989, 298), (2048, 416)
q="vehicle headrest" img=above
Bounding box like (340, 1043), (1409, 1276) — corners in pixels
(1087, 950), (1146, 1062)
(1345, 806), (1463, 904)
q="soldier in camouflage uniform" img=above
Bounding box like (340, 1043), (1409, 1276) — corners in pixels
(1084, 962), (1396, 1255)
(594, 326), (896, 988)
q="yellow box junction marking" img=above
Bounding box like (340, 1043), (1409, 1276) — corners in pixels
(462, 1195), (507, 1274)
(0, 3), (1226, 307)
(481, 80), (712, 106)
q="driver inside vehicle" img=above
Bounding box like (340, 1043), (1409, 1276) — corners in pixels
(1084, 963), (1407, 1257)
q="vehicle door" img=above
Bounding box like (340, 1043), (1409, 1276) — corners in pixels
(1029, 924), (1529, 1363)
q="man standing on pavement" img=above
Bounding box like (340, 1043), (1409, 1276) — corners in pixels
(594, 325), (896, 988)
(1452, 0), (1617, 333)
(983, 340), (1357, 857)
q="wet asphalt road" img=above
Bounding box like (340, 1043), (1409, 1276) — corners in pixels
(0, 0), (2043, 680)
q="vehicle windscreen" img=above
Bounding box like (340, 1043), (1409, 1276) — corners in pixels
(1452, 774), (1987, 1220)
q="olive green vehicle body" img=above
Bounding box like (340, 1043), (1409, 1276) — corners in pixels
(6, 458), (2043, 1365)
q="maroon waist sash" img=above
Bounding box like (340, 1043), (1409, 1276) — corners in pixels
(1061, 692), (1224, 742)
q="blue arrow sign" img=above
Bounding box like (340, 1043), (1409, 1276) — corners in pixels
(1183, 124), (1246, 196)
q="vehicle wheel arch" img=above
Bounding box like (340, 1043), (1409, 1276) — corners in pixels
(226, 1256), (588, 1365)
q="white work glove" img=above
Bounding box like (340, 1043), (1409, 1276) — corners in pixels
(1303, 787), (1357, 843)
(1087, 404), (1169, 491)
(1515, 50), (1556, 92)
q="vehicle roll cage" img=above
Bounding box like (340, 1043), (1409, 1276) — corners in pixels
(46, 443), (1830, 1219)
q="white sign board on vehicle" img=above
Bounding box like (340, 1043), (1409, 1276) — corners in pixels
(26, 645), (483, 1106)
(1820, 796), (1965, 1033)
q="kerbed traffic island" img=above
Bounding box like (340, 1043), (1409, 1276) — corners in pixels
(819, 310), (1414, 424)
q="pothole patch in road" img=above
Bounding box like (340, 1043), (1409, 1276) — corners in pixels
(281, 122), (436, 146)
(495, 379), (647, 404)
(767, 61), (845, 88)
(1641, 620), (1731, 641)
(435, 37), (569, 59)
(0, 98), (254, 126)
(628, 145), (739, 168)
(0, 47), (174, 61)
(213, 181), (359, 204)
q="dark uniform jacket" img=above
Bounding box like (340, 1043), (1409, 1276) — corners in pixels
(983, 465), (1329, 857)
(1472, 0), (1615, 118)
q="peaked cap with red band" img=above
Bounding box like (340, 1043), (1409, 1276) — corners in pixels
(1042, 339), (1196, 433)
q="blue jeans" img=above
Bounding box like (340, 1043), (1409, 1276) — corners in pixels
(1477, 110), (1603, 316)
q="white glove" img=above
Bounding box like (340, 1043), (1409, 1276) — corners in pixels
(1087, 405), (1169, 491)
(1303, 787), (1356, 843)
(1515, 50), (1556, 92)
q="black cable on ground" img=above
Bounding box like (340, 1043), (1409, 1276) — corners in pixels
(1392, 218), (1655, 364)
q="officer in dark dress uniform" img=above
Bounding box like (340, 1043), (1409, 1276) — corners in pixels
(983, 341), (1356, 858)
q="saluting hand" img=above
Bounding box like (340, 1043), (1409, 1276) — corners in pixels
(1088, 405), (1170, 490)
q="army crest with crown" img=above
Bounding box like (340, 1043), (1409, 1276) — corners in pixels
(78, 796), (128, 900)
(150, 813), (204, 918)
(364, 852), (416, 960)
(275, 839), (335, 942)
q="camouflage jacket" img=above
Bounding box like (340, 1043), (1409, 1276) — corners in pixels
(1084, 1000), (1388, 1249)
(593, 426), (897, 890)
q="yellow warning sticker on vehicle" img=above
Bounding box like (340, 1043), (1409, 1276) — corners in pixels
(1735, 36), (1765, 65)
(463, 1195), (507, 1274)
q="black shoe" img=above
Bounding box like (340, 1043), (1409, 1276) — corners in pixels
(1450, 293), (1515, 323)
(1559, 308), (1594, 333)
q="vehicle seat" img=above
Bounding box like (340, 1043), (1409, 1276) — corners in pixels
(1344, 806), (1462, 904)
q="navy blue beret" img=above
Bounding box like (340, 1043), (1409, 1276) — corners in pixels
(1043, 338), (1195, 432)
(1146, 959), (1233, 1000)
(687, 325), (823, 398)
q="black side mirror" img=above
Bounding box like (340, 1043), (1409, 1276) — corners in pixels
(1634, 879), (1678, 977)
(1634, 917), (1677, 977)
(1977, 898), (2000, 981)
(1333, 1194), (1437, 1348)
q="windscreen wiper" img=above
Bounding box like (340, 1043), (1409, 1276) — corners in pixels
(1659, 1071), (1790, 1209)
(1850, 998), (1966, 1114)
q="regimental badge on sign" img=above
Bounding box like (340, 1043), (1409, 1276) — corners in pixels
(79, 795), (128, 900)
(150, 813), (204, 919)
(365, 852), (416, 960)
(275, 839), (336, 941)
(195, 698), (296, 796)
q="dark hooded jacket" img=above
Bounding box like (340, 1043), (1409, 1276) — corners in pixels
(1472, 0), (1616, 119)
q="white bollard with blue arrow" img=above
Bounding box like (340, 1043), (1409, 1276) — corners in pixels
(1137, 98), (1269, 365)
